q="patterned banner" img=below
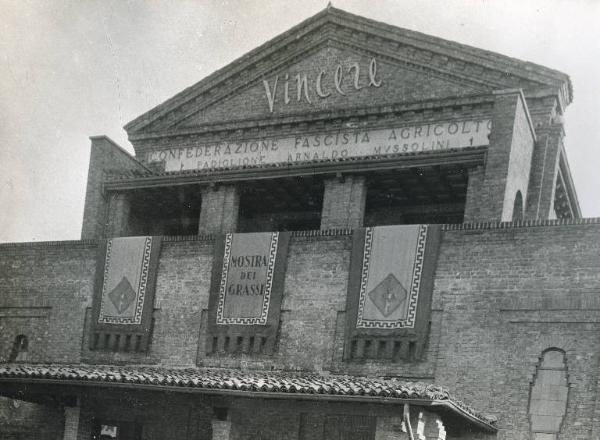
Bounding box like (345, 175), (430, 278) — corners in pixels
(356, 225), (427, 329)
(217, 232), (279, 325)
(344, 225), (441, 361)
(207, 231), (290, 355)
(90, 236), (162, 352)
(98, 236), (153, 325)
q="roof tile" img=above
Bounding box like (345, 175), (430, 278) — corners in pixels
(0, 363), (495, 429)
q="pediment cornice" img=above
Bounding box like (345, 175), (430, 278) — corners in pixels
(125, 6), (571, 137)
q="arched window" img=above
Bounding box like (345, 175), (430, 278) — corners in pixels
(529, 349), (568, 439)
(512, 190), (524, 221)
(8, 335), (28, 362)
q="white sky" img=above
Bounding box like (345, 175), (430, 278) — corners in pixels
(1, 0), (599, 243)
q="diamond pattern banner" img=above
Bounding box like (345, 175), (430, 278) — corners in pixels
(344, 225), (442, 361)
(90, 236), (162, 352)
(356, 225), (426, 329)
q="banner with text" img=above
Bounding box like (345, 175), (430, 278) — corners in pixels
(148, 119), (491, 172)
(206, 231), (290, 355)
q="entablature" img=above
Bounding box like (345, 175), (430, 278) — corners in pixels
(102, 147), (487, 193)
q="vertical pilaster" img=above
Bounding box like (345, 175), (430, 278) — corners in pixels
(463, 165), (485, 223)
(105, 192), (132, 237)
(81, 136), (149, 240)
(198, 185), (240, 235)
(525, 125), (563, 220)
(468, 90), (535, 222)
(62, 402), (92, 440)
(63, 406), (80, 440)
(320, 175), (367, 230)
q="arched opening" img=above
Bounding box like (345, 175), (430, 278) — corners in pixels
(529, 348), (568, 439)
(9, 334), (29, 362)
(512, 190), (524, 222)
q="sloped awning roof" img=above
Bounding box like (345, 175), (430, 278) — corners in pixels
(0, 363), (496, 432)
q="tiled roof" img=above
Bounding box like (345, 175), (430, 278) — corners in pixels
(0, 363), (496, 431)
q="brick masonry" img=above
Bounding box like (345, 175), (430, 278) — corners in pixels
(81, 136), (150, 240)
(321, 175), (367, 230)
(1, 7), (583, 439)
(2, 221), (600, 438)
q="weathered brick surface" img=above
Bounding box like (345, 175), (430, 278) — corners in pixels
(321, 175), (366, 230)
(500, 95), (535, 220)
(198, 185), (240, 235)
(525, 125), (564, 220)
(471, 91), (535, 221)
(0, 242), (96, 363)
(2, 221), (600, 437)
(80, 136), (149, 240)
(0, 396), (64, 440)
(105, 192), (133, 238)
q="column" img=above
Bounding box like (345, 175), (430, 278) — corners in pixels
(320, 175), (367, 230)
(198, 185), (240, 235)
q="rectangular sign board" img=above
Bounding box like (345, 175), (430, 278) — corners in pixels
(147, 119), (491, 172)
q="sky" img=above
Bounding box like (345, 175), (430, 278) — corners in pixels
(1, 0), (599, 243)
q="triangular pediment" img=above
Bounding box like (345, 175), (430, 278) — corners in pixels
(175, 44), (486, 129)
(125, 6), (571, 137)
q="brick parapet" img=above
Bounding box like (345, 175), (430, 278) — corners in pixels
(3, 217), (600, 251)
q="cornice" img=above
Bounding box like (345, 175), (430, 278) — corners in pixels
(129, 93), (495, 143)
(124, 6), (571, 137)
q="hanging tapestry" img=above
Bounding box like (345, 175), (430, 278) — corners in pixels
(90, 236), (162, 352)
(344, 225), (441, 362)
(206, 231), (290, 355)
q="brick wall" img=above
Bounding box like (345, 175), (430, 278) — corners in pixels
(81, 136), (149, 240)
(0, 397), (64, 440)
(500, 94), (535, 221)
(2, 220), (600, 438)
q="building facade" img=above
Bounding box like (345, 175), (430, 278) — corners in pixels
(0, 6), (597, 440)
